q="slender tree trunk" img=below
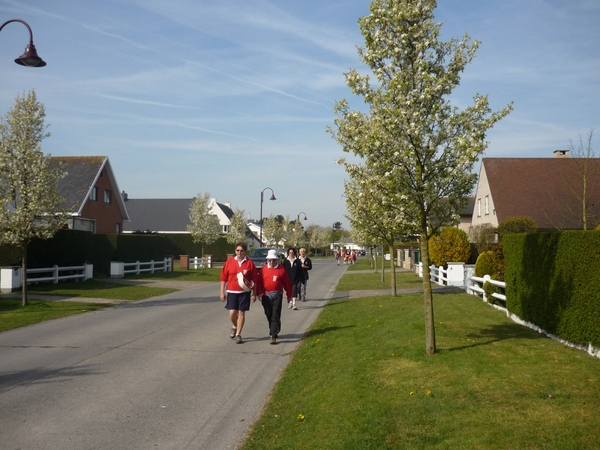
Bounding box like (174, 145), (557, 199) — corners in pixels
(201, 243), (205, 274)
(389, 242), (396, 296)
(21, 244), (28, 307)
(373, 248), (378, 272)
(380, 246), (385, 283)
(420, 236), (436, 355)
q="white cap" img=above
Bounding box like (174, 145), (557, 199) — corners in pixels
(266, 249), (279, 259)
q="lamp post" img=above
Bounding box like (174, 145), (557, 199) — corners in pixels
(297, 212), (308, 222)
(0, 19), (46, 67)
(259, 187), (276, 246)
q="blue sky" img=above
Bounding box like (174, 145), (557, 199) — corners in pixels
(1, 0), (598, 229)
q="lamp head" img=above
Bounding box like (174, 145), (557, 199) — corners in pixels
(15, 42), (46, 67)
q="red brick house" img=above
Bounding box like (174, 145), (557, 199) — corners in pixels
(471, 151), (600, 231)
(52, 156), (129, 234)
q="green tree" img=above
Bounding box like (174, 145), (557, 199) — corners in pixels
(308, 225), (331, 255)
(187, 192), (221, 271)
(285, 217), (306, 248)
(226, 208), (249, 245)
(496, 216), (537, 240)
(0, 90), (67, 307)
(262, 214), (285, 248)
(344, 166), (412, 294)
(329, 0), (512, 354)
(469, 223), (497, 254)
(429, 227), (471, 267)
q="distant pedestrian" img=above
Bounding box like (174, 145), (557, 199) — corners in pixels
(219, 242), (258, 344)
(283, 247), (305, 310)
(298, 247), (312, 301)
(256, 249), (293, 344)
(335, 250), (341, 265)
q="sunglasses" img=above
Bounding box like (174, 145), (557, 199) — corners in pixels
(235, 249), (245, 252)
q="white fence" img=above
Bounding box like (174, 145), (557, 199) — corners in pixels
(190, 256), (212, 269)
(1, 264), (93, 292)
(110, 257), (172, 278)
(468, 274), (507, 304)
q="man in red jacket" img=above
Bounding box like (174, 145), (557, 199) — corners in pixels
(256, 249), (292, 345)
(220, 242), (258, 344)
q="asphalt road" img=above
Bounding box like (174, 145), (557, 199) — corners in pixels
(0, 258), (347, 450)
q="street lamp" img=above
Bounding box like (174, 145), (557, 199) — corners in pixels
(297, 212), (308, 222)
(0, 19), (46, 67)
(259, 187), (276, 246)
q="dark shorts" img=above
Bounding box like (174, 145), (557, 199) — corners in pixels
(226, 291), (251, 311)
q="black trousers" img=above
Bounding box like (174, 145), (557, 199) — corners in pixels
(261, 292), (282, 338)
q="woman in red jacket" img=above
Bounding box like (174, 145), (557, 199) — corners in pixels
(219, 242), (258, 344)
(256, 249), (292, 345)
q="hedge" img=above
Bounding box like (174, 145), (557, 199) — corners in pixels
(504, 231), (600, 348)
(0, 230), (234, 277)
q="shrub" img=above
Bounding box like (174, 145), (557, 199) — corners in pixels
(475, 244), (504, 280)
(469, 223), (497, 254)
(497, 216), (537, 240)
(429, 227), (471, 267)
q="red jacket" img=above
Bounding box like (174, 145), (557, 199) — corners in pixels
(220, 257), (257, 292)
(256, 262), (292, 299)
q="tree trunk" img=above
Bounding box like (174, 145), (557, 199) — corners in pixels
(201, 243), (205, 274)
(420, 237), (436, 355)
(389, 242), (396, 296)
(380, 246), (385, 283)
(373, 248), (378, 273)
(21, 244), (28, 307)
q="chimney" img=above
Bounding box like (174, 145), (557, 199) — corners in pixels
(121, 190), (128, 201)
(554, 149), (569, 158)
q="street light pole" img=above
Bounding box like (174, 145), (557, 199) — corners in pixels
(0, 19), (46, 67)
(259, 187), (276, 247)
(297, 212), (308, 222)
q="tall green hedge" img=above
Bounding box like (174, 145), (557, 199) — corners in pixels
(504, 231), (600, 348)
(0, 230), (232, 277)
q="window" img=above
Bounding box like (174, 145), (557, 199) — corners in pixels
(116, 223), (121, 234)
(104, 189), (112, 204)
(477, 198), (481, 217)
(485, 195), (489, 215)
(90, 187), (98, 201)
(223, 225), (230, 233)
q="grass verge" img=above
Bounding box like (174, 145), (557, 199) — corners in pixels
(337, 269), (423, 291)
(240, 292), (600, 449)
(127, 265), (222, 282)
(0, 298), (110, 332)
(26, 279), (177, 300)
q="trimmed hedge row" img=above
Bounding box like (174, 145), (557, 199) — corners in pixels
(504, 231), (600, 348)
(0, 230), (233, 277)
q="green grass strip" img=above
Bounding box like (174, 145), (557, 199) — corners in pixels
(27, 279), (177, 300)
(0, 298), (110, 332)
(241, 292), (600, 449)
(336, 270), (423, 291)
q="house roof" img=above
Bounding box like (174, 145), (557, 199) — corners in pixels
(122, 198), (237, 233)
(52, 156), (129, 220)
(482, 157), (600, 229)
(123, 198), (193, 233)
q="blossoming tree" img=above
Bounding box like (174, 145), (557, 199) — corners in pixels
(329, 0), (512, 354)
(0, 90), (67, 307)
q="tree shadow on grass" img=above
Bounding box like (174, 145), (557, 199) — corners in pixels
(443, 322), (546, 352)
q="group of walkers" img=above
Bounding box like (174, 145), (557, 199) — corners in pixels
(334, 249), (357, 265)
(219, 243), (312, 345)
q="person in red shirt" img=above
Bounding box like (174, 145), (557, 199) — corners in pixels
(256, 249), (292, 345)
(219, 242), (258, 344)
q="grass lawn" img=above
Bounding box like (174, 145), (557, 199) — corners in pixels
(126, 264), (222, 282)
(240, 292), (600, 449)
(26, 279), (177, 300)
(0, 298), (110, 332)
(337, 269), (423, 291)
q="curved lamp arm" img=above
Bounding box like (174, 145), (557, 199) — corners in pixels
(0, 19), (46, 67)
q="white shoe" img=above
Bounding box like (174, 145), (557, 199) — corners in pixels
(288, 302), (293, 309)
(292, 303), (297, 310)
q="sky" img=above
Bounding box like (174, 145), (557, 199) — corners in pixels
(1, 0), (599, 229)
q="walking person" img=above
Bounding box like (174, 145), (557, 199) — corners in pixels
(219, 242), (258, 344)
(335, 250), (341, 265)
(256, 249), (292, 345)
(283, 247), (305, 310)
(298, 247), (312, 301)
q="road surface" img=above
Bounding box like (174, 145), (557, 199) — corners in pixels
(0, 258), (346, 449)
